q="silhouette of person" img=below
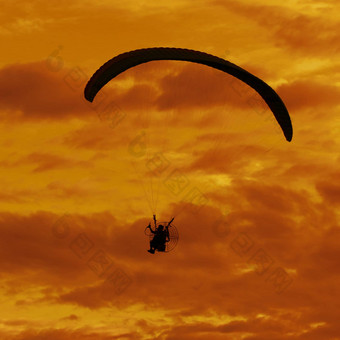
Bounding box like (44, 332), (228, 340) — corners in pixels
(147, 224), (169, 254)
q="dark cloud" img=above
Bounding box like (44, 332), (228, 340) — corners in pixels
(315, 172), (340, 204)
(2, 328), (141, 340)
(0, 62), (88, 120)
(278, 80), (340, 111)
(24, 152), (91, 172)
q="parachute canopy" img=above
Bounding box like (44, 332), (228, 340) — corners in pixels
(84, 47), (293, 141)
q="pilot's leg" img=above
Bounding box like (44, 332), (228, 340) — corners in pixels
(148, 239), (155, 254)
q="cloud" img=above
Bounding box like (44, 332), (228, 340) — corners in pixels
(0, 58), (271, 127)
(184, 142), (278, 175)
(315, 172), (340, 205)
(0, 172), (339, 337)
(156, 315), (298, 340)
(1, 327), (141, 340)
(0, 1), (339, 338)
(0, 61), (88, 120)
(62, 121), (132, 150)
(24, 152), (91, 172)
(213, 1), (340, 56)
(277, 80), (340, 111)
(59, 314), (79, 321)
(0, 211), (118, 287)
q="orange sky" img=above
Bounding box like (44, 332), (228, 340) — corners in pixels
(0, 0), (340, 339)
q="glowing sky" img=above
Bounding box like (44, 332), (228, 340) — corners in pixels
(0, 0), (339, 339)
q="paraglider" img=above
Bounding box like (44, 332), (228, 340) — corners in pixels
(84, 47), (294, 254)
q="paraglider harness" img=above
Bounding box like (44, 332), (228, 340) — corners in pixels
(147, 215), (174, 253)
